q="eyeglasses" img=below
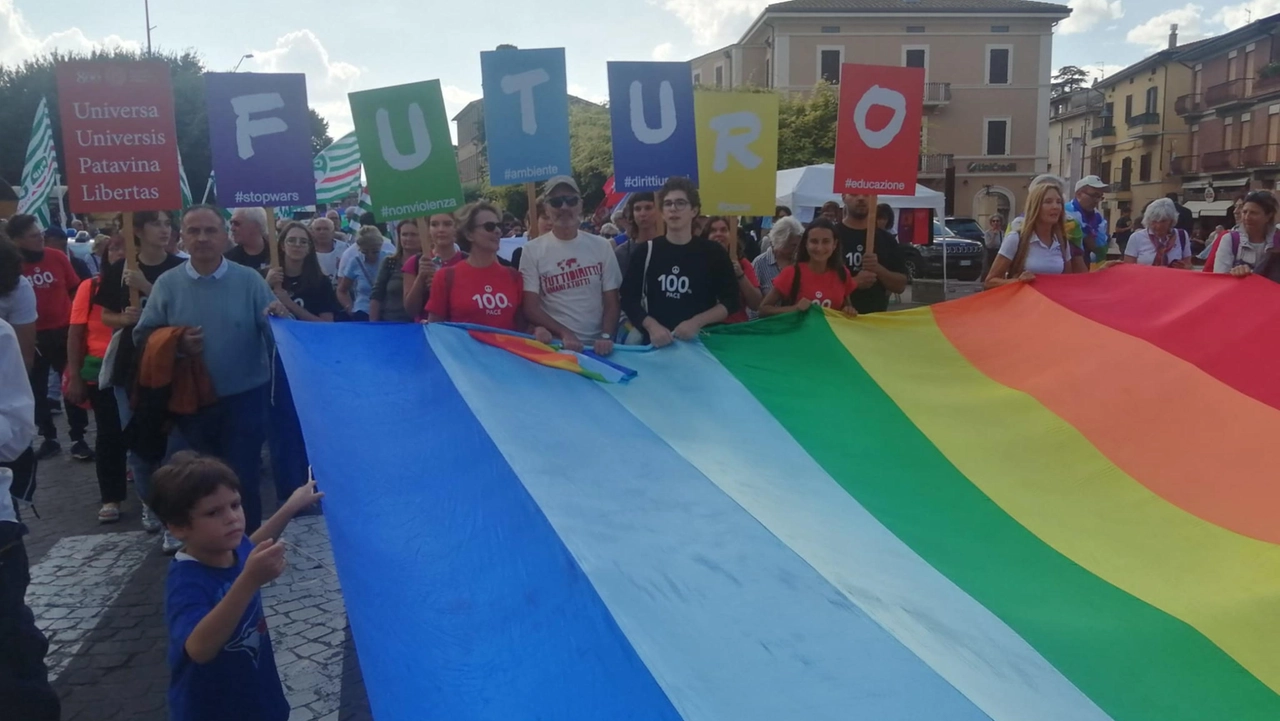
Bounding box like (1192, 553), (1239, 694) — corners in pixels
(602, 232), (618, 239)
(479, 221), (501, 232)
(547, 195), (580, 209)
(662, 198), (691, 210)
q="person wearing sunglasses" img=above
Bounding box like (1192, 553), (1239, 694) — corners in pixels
(427, 202), (546, 337)
(1065, 176), (1110, 265)
(519, 176), (622, 355)
(620, 177), (738, 347)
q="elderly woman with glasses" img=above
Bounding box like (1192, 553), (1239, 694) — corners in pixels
(1123, 199), (1192, 268)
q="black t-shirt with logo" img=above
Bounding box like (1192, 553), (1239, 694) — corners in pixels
(225, 244), (271, 272)
(281, 274), (340, 318)
(620, 236), (739, 343)
(836, 224), (906, 314)
(94, 254), (187, 387)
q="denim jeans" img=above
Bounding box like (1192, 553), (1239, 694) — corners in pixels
(0, 522), (60, 720)
(114, 386), (187, 509)
(267, 356), (307, 503)
(175, 384), (269, 533)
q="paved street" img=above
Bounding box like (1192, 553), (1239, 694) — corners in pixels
(21, 418), (372, 721)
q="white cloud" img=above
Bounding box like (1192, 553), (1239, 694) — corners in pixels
(652, 0), (768, 46)
(567, 83), (608, 104)
(1125, 4), (1206, 51)
(246, 30), (362, 137)
(652, 42), (676, 61)
(0, 0), (141, 65)
(1214, 0), (1280, 29)
(1058, 0), (1125, 35)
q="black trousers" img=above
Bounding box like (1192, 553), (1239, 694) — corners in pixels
(88, 386), (127, 504)
(0, 522), (60, 721)
(29, 328), (88, 442)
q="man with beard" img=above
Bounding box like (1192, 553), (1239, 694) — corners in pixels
(836, 194), (908, 314)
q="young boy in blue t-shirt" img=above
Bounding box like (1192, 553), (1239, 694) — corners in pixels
(149, 452), (323, 721)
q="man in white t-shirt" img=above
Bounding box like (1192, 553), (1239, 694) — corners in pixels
(310, 217), (351, 289)
(520, 175), (621, 354)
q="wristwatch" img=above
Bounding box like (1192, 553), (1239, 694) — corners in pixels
(599, 332), (614, 340)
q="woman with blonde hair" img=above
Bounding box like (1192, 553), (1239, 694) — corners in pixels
(985, 183), (1087, 288)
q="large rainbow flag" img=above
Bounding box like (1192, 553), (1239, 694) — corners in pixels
(273, 265), (1280, 721)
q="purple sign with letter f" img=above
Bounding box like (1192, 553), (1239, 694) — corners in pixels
(205, 72), (316, 207)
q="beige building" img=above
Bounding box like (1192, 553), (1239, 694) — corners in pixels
(1085, 28), (1203, 228)
(1047, 87), (1103, 187)
(689, 0), (1071, 222)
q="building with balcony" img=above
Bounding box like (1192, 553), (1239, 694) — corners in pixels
(1085, 26), (1204, 228)
(688, 0), (1071, 224)
(1047, 87), (1104, 188)
(1172, 13), (1280, 226)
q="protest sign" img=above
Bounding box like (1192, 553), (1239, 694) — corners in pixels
(348, 80), (464, 222)
(480, 47), (570, 186)
(834, 64), (925, 195)
(55, 60), (181, 212)
(693, 90), (778, 216)
(607, 62), (697, 191)
(205, 72), (316, 208)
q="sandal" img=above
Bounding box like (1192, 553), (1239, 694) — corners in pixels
(98, 503), (121, 523)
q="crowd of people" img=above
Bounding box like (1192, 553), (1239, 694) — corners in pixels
(2, 169), (1277, 721)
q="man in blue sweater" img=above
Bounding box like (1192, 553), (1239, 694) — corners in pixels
(134, 205), (288, 535)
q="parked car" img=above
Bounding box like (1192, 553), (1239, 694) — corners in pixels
(899, 220), (985, 282)
(944, 216), (986, 243)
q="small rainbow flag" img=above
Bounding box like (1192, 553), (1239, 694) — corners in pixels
(466, 328), (636, 384)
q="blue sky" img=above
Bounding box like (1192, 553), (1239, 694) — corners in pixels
(2, 0), (1271, 142)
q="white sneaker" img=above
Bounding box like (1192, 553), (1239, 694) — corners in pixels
(140, 505), (162, 534)
(161, 530), (183, 555)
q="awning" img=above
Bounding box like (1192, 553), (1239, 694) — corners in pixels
(1185, 200), (1235, 217)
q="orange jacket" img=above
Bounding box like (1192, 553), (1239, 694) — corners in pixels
(135, 326), (218, 415)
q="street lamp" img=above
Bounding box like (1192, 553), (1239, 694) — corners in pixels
(233, 53), (255, 72)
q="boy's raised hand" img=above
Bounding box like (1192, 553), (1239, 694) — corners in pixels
(284, 480), (325, 515)
(243, 539), (287, 588)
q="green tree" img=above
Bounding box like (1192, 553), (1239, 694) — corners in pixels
(1052, 65), (1090, 97)
(309, 109), (334, 155)
(0, 48), (332, 209)
(777, 83), (839, 169)
(568, 102), (612, 210)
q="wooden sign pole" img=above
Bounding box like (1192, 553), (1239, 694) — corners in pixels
(416, 217), (430, 259)
(728, 215), (740, 264)
(122, 212), (140, 308)
(265, 207), (280, 268)
(525, 182), (538, 233)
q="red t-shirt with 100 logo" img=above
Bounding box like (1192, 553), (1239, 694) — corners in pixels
(426, 261), (523, 330)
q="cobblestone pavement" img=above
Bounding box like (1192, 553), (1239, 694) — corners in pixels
(21, 417), (372, 721)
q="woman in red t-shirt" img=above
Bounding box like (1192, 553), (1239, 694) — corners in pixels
(426, 202), (549, 339)
(759, 218), (858, 317)
(705, 216), (761, 323)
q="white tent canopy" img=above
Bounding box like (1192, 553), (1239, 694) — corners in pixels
(776, 163), (945, 222)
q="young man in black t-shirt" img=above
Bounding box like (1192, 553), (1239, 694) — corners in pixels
(620, 177), (739, 347)
(836, 193), (908, 314)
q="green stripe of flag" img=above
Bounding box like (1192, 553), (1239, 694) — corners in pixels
(701, 310), (1280, 721)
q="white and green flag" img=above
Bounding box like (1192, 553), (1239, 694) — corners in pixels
(178, 150), (194, 209)
(17, 97), (57, 229)
(314, 131), (362, 204)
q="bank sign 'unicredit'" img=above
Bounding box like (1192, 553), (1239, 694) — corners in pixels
(56, 60), (182, 213)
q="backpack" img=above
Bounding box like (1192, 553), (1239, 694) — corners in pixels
(1227, 229), (1280, 282)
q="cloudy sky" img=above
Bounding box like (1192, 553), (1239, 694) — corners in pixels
(3, 0), (1275, 142)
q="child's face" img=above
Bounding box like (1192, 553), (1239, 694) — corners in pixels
(170, 485), (246, 552)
